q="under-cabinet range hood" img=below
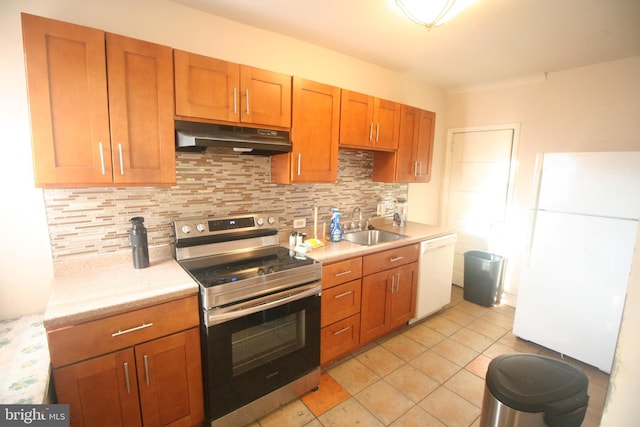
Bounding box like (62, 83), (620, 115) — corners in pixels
(175, 120), (291, 155)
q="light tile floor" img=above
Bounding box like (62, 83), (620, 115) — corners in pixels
(250, 285), (609, 427)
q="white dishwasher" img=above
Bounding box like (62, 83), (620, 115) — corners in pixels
(410, 233), (458, 324)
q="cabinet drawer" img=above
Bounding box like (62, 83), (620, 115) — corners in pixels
(362, 244), (419, 276)
(47, 296), (199, 368)
(322, 257), (362, 289)
(321, 279), (361, 327)
(321, 314), (360, 365)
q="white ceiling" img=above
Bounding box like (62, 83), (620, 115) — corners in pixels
(172, 0), (640, 90)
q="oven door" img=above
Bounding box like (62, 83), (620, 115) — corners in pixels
(202, 282), (321, 421)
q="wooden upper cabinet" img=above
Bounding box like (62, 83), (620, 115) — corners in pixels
(106, 34), (175, 185)
(372, 106), (435, 183)
(22, 13), (112, 186)
(21, 13), (175, 187)
(174, 50), (291, 128)
(339, 90), (400, 151)
(272, 77), (340, 183)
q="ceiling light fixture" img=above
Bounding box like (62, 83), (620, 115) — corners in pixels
(395, 0), (474, 29)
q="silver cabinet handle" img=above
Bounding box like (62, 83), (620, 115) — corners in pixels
(390, 274), (395, 293)
(118, 144), (124, 175)
(419, 162), (423, 176)
(334, 270), (352, 277)
(98, 142), (106, 175)
(333, 290), (352, 299)
(376, 123), (380, 142)
(414, 161), (418, 177)
(143, 355), (150, 385)
(233, 87), (238, 115)
(333, 326), (351, 336)
(245, 88), (250, 115)
(389, 256), (404, 263)
(111, 322), (153, 337)
(396, 273), (401, 293)
(369, 122), (373, 141)
(123, 362), (131, 394)
(297, 153), (301, 176)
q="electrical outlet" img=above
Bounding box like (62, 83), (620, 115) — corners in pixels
(293, 218), (306, 228)
(376, 203), (385, 216)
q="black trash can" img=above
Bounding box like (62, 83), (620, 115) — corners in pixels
(463, 250), (504, 306)
(480, 354), (589, 427)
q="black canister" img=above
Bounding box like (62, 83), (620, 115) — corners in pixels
(130, 217), (149, 269)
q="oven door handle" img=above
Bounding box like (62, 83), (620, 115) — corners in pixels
(205, 282), (321, 326)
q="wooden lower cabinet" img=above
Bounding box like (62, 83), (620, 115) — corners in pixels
(54, 348), (142, 427)
(321, 314), (361, 365)
(360, 262), (418, 345)
(49, 296), (204, 427)
(319, 245), (419, 364)
(135, 329), (204, 427)
(54, 328), (203, 427)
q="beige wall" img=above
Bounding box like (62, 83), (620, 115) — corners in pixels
(0, 0), (446, 318)
(447, 57), (640, 298)
(447, 57), (640, 425)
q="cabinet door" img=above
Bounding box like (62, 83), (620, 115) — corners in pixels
(273, 77), (339, 183)
(360, 270), (391, 344)
(372, 98), (400, 150)
(174, 50), (239, 122)
(54, 349), (142, 427)
(240, 65), (291, 128)
(135, 328), (204, 427)
(389, 263), (418, 329)
(414, 109), (435, 183)
(395, 105), (421, 182)
(106, 34), (175, 185)
(321, 314), (361, 365)
(21, 13), (112, 187)
(339, 90), (374, 148)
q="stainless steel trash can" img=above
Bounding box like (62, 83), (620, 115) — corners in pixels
(480, 354), (589, 427)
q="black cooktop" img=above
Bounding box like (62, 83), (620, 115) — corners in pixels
(179, 246), (315, 288)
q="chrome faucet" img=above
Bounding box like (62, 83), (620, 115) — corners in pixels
(351, 207), (362, 231)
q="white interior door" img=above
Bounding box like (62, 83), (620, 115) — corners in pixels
(446, 129), (515, 286)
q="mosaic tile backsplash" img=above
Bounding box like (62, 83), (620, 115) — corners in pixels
(43, 150), (407, 260)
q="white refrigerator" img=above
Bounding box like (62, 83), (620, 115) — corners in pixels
(513, 151), (640, 373)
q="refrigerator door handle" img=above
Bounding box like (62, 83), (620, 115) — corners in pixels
(524, 153), (546, 266)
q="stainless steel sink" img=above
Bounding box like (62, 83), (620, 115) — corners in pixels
(342, 229), (407, 246)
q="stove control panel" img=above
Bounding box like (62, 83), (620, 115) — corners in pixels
(174, 213), (279, 240)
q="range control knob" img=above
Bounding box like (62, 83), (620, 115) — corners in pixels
(196, 223), (206, 232)
(267, 216), (276, 225)
(181, 225), (192, 234)
(256, 217), (264, 226)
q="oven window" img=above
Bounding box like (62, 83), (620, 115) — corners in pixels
(232, 310), (305, 376)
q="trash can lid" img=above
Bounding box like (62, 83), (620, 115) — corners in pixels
(486, 354), (589, 414)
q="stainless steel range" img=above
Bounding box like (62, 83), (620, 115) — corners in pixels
(173, 213), (322, 427)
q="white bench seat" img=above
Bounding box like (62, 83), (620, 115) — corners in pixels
(0, 313), (50, 404)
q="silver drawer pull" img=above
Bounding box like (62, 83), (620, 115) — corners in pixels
(123, 362), (131, 394)
(333, 326), (351, 336)
(333, 291), (352, 299)
(144, 355), (150, 385)
(112, 322), (153, 337)
(334, 270), (352, 277)
(389, 256), (404, 263)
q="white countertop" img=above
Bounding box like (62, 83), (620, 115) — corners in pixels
(43, 221), (455, 329)
(305, 221), (456, 264)
(44, 247), (198, 328)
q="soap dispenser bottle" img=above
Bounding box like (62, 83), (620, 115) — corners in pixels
(130, 217), (149, 269)
(330, 211), (343, 242)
